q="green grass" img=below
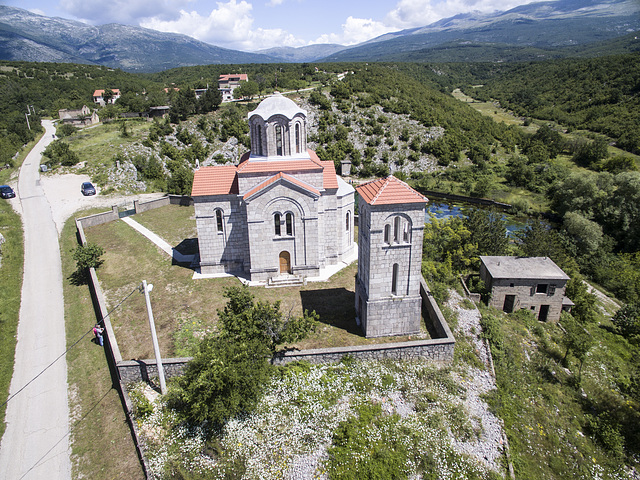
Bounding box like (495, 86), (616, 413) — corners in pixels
(0, 200), (24, 440)
(63, 120), (152, 184)
(61, 209), (144, 479)
(480, 306), (640, 479)
(82, 206), (429, 360)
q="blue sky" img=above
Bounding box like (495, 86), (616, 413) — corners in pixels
(4, 0), (539, 51)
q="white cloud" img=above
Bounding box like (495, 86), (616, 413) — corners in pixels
(140, 0), (304, 50)
(314, 16), (395, 46)
(59, 0), (188, 24)
(385, 0), (538, 29)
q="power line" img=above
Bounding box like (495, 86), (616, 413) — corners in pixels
(0, 284), (139, 409)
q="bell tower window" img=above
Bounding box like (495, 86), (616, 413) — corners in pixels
(295, 123), (301, 153)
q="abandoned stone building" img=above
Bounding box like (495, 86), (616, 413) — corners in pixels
(355, 176), (428, 337)
(479, 256), (572, 322)
(191, 93), (356, 283)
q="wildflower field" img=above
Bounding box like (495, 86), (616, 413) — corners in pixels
(131, 355), (504, 480)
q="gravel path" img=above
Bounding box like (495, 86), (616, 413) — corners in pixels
(446, 290), (507, 474)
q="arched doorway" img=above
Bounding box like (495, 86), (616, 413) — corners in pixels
(279, 251), (291, 274)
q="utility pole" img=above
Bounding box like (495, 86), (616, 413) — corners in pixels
(141, 280), (167, 394)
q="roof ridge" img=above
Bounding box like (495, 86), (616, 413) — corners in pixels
(370, 177), (390, 205)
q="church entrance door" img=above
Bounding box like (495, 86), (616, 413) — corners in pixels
(279, 251), (291, 274)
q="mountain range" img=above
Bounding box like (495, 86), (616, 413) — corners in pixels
(0, 0), (638, 73)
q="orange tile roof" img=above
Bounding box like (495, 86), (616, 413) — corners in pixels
(356, 176), (427, 206)
(218, 74), (248, 82)
(93, 89), (120, 96)
(191, 165), (238, 196)
(243, 172), (320, 200)
(320, 160), (339, 190)
(237, 158), (322, 174)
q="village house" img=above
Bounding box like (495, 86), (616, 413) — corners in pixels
(218, 74), (248, 102)
(93, 88), (121, 106)
(479, 256), (573, 322)
(58, 105), (99, 126)
(191, 93), (355, 284)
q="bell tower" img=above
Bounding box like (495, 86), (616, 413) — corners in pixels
(355, 176), (427, 337)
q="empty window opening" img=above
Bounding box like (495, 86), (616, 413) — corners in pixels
(393, 217), (400, 243)
(536, 284), (549, 294)
(384, 224), (390, 244)
(295, 123), (301, 153)
(403, 222), (409, 243)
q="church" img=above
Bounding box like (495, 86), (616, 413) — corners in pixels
(191, 93), (356, 283)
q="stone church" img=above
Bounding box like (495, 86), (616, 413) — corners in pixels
(191, 93), (356, 283)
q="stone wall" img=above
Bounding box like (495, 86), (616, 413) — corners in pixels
(76, 206), (119, 229)
(118, 358), (192, 384)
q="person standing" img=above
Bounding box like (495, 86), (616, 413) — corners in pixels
(93, 324), (104, 346)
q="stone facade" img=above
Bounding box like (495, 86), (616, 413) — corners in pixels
(480, 256), (571, 322)
(192, 94), (355, 282)
(355, 177), (427, 337)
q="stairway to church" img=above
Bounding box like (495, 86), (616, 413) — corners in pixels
(267, 274), (304, 288)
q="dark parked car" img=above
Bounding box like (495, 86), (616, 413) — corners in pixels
(0, 185), (16, 199)
(81, 182), (96, 196)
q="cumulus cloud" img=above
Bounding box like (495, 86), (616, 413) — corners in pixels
(140, 0), (303, 50)
(314, 16), (395, 46)
(59, 0), (187, 24)
(385, 0), (538, 29)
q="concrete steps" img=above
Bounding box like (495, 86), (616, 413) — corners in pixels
(267, 274), (304, 288)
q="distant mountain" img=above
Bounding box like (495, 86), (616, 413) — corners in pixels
(0, 6), (277, 72)
(1, 0), (638, 72)
(257, 44), (347, 63)
(322, 0), (640, 62)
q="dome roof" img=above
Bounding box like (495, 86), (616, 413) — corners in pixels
(248, 93), (306, 121)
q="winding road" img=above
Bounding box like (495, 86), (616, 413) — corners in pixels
(0, 120), (72, 479)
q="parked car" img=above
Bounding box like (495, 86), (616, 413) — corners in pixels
(0, 185), (16, 199)
(81, 182), (96, 196)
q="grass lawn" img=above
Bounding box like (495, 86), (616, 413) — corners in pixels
(83, 205), (430, 360)
(61, 209), (144, 479)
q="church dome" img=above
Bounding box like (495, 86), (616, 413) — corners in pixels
(248, 93), (306, 121)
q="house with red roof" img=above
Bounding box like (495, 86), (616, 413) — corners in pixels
(355, 176), (428, 337)
(93, 89), (121, 106)
(192, 93), (355, 284)
(218, 74), (248, 102)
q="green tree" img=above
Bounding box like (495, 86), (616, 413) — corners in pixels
(563, 211), (603, 254)
(463, 208), (508, 256)
(560, 313), (594, 380)
(611, 303), (640, 339)
(167, 335), (272, 426)
(218, 286), (318, 355)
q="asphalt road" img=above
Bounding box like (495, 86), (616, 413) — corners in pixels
(0, 120), (72, 479)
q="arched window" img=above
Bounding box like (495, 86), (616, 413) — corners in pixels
(346, 212), (350, 231)
(403, 222), (410, 243)
(274, 213), (281, 236)
(295, 123), (301, 153)
(392, 263), (399, 295)
(285, 212), (293, 236)
(256, 126), (263, 156)
(216, 209), (223, 233)
(384, 224), (390, 244)
(393, 217), (401, 243)
(276, 125), (283, 156)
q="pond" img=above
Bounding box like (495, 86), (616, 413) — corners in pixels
(426, 202), (526, 237)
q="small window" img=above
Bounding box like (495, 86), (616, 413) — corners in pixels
(216, 209), (223, 233)
(403, 222), (409, 243)
(286, 212), (293, 236)
(392, 263), (399, 295)
(256, 127), (263, 156)
(510, 283), (515, 288)
(346, 212), (350, 232)
(274, 213), (281, 236)
(295, 123), (301, 153)
(393, 217), (400, 243)
(276, 125), (283, 156)
(536, 284), (548, 294)
(384, 224), (390, 244)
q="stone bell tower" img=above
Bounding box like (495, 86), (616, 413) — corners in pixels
(355, 176), (427, 338)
